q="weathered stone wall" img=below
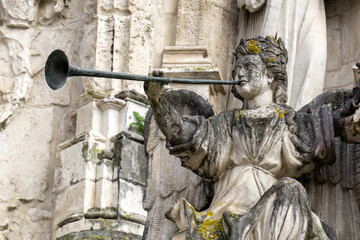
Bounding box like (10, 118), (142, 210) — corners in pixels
(0, 0), (359, 239)
(324, 0), (360, 91)
(0, 1), (95, 239)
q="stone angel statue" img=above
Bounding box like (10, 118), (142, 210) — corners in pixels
(142, 36), (360, 240)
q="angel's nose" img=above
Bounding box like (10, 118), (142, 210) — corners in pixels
(238, 68), (245, 78)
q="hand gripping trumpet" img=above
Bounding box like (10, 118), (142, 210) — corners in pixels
(45, 50), (240, 90)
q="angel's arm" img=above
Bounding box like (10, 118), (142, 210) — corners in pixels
(144, 81), (232, 180)
(144, 81), (196, 145)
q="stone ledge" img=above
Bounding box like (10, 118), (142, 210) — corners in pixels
(57, 229), (142, 240)
(57, 213), (84, 228)
(118, 209), (146, 225)
(113, 130), (144, 143)
(162, 45), (212, 68)
(59, 133), (86, 150)
(84, 207), (118, 219)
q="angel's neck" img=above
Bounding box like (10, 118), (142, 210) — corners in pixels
(243, 88), (273, 109)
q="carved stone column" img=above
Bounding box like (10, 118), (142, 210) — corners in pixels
(82, 0), (158, 95)
(51, 0), (156, 238)
(53, 91), (149, 239)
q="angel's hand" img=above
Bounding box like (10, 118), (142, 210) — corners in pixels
(144, 70), (169, 101)
(338, 108), (360, 143)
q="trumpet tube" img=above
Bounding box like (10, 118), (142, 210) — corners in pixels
(45, 50), (239, 90)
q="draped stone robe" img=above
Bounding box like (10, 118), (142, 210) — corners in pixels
(166, 104), (334, 239)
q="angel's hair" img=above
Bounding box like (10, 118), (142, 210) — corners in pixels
(231, 36), (288, 105)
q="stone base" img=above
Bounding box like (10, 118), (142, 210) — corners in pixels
(162, 46), (212, 68)
(155, 67), (225, 99)
(58, 229), (141, 240)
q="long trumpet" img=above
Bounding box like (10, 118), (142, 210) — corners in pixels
(45, 50), (240, 90)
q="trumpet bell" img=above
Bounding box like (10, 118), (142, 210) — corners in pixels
(45, 50), (69, 90)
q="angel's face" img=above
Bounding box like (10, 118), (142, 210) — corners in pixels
(233, 55), (273, 100)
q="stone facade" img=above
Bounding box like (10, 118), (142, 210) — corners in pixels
(0, 0), (359, 239)
(324, 0), (360, 91)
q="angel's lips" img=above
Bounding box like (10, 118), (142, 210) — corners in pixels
(239, 79), (249, 85)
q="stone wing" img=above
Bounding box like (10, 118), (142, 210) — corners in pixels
(301, 139), (360, 240)
(297, 89), (360, 239)
(142, 89), (215, 240)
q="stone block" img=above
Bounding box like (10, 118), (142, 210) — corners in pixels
(162, 46), (212, 68)
(163, 0), (178, 13)
(326, 17), (342, 71)
(0, 174), (16, 203)
(58, 229), (142, 240)
(340, 8), (360, 64)
(95, 15), (114, 73)
(98, 0), (114, 12)
(56, 219), (143, 240)
(157, 67), (224, 98)
(97, 97), (127, 141)
(29, 29), (84, 105)
(22, 208), (52, 240)
(101, 108), (122, 142)
(118, 179), (147, 217)
(129, 0), (150, 12)
(83, 162), (97, 212)
(0, 35), (32, 122)
(334, 0), (358, 15)
(56, 137), (105, 222)
(0, 107), (53, 202)
(114, 0), (130, 11)
(59, 0), (94, 30)
(76, 100), (103, 136)
(57, 110), (77, 144)
(54, 181), (86, 227)
(125, 14), (153, 92)
(95, 178), (118, 209)
(112, 14), (131, 92)
(1, 0), (38, 25)
(55, 218), (93, 240)
(83, 14), (115, 92)
(58, 141), (89, 191)
(95, 159), (118, 209)
(324, 61), (355, 91)
(175, 0), (202, 45)
(115, 133), (147, 185)
(113, 218), (144, 237)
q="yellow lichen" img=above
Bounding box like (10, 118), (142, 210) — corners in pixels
(227, 211), (239, 220)
(274, 108), (287, 119)
(269, 36), (278, 43)
(206, 212), (214, 217)
(195, 67), (207, 71)
(247, 40), (260, 54)
(197, 219), (224, 240)
(268, 57), (275, 62)
(187, 204), (203, 216)
(87, 235), (107, 240)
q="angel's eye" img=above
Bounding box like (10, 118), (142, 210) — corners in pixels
(246, 64), (256, 70)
